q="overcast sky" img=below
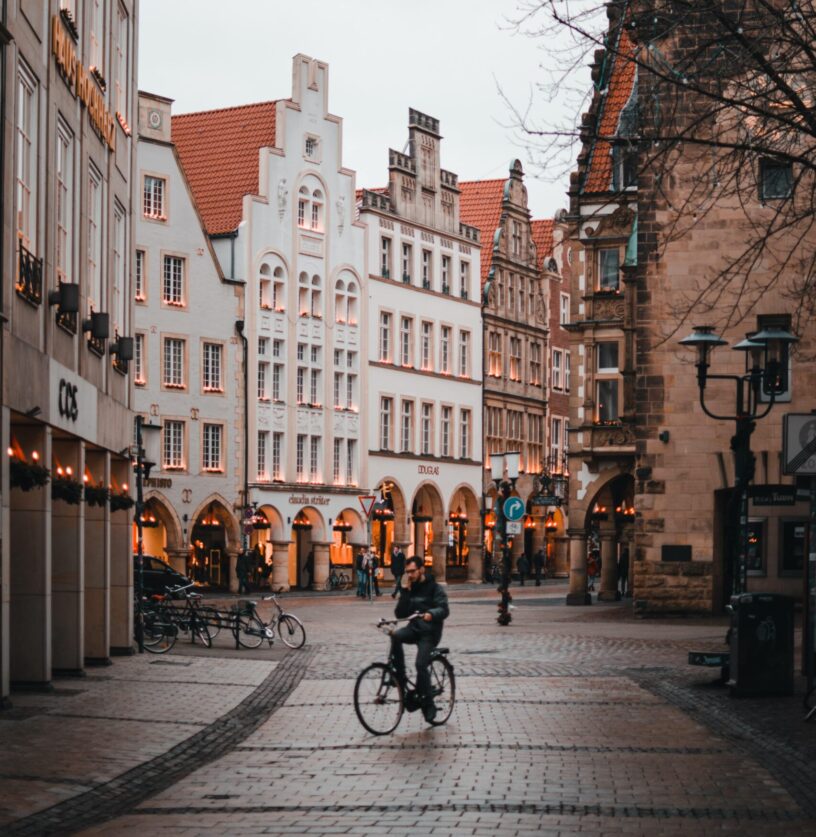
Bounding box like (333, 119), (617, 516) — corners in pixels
(137, 0), (574, 220)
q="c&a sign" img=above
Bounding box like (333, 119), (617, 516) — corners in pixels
(49, 359), (97, 440)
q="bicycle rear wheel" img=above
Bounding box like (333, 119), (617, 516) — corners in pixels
(238, 614), (266, 649)
(323, 576), (334, 592)
(192, 617), (212, 648)
(141, 613), (177, 654)
(428, 656), (455, 725)
(354, 663), (404, 735)
(277, 614), (306, 649)
(339, 572), (351, 590)
(199, 607), (223, 639)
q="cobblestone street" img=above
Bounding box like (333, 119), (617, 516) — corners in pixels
(1, 584), (815, 835)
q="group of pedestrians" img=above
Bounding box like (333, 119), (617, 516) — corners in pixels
(515, 548), (547, 586)
(355, 544), (409, 598)
(236, 545), (273, 595)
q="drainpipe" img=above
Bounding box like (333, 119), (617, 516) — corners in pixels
(235, 320), (249, 549)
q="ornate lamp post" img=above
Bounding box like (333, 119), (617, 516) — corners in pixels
(680, 324), (798, 598)
(491, 451), (520, 626)
(133, 415), (161, 653)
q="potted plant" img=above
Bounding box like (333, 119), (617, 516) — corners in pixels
(10, 456), (50, 492)
(110, 489), (135, 513)
(84, 482), (110, 507)
(51, 471), (83, 504)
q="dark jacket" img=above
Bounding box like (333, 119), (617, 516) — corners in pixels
(391, 550), (405, 576)
(395, 572), (449, 643)
(236, 551), (249, 577)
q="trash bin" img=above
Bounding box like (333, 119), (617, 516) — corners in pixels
(728, 592), (794, 697)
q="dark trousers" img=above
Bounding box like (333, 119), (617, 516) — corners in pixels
(533, 565), (542, 585)
(390, 624), (436, 705)
(237, 574), (251, 595)
(391, 573), (403, 596)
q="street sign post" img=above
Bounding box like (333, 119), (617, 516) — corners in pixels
(506, 521), (522, 535)
(783, 413), (816, 475)
(503, 496), (525, 522)
(358, 494), (376, 518)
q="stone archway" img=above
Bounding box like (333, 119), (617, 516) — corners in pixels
(447, 484), (482, 582)
(411, 482), (446, 580)
(135, 492), (183, 570)
(189, 495), (240, 590)
(332, 507), (364, 571)
(291, 506), (327, 590)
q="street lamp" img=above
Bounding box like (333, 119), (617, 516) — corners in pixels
(133, 414), (161, 653)
(490, 450), (520, 626)
(680, 323), (798, 597)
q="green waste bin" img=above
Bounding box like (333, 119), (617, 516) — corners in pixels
(728, 593), (794, 697)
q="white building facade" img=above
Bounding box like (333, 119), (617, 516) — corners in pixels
(134, 92), (243, 590)
(359, 109), (484, 584)
(173, 55), (368, 592)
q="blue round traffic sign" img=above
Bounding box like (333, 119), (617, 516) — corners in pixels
(503, 496), (525, 522)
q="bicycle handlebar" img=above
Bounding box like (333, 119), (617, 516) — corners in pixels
(165, 583), (195, 595)
(376, 613), (423, 628)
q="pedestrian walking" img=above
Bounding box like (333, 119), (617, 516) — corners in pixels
(304, 549), (314, 590)
(236, 550), (251, 595)
(618, 546), (630, 598)
(363, 551), (382, 597)
(355, 549), (366, 597)
(587, 549), (599, 592)
(390, 544), (406, 598)
(517, 554), (530, 586)
(532, 548), (545, 586)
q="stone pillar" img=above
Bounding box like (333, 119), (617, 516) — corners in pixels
(10, 426), (52, 689)
(109, 457), (132, 655)
(467, 541), (483, 582)
(84, 452), (111, 666)
(51, 441), (85, 674)
(165, 549), (188, 577)
(312, 541), (330, 590)
(227, 549), (239, 593)
(431, 539), (447, 584)
(598, 536), (620, 602)
(566, 530), (591, 606)
(271, 540), (291, 592)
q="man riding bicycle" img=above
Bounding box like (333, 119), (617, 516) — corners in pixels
(391, 554), (449, 722)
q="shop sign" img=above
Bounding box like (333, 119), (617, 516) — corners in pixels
(418, 464), (440, 476)
(531, 494), (561, 506)
(288, 494), (330, 506)
(749, 485), (797, 506)
(145, 477), (172, 489)
(49, 359), (97, 440)
(51, 16), (116, 150)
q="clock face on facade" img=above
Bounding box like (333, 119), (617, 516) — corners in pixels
(148, 109), (162, 129)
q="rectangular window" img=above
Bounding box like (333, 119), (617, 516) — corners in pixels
(115, 5), (129, 118)
(440, 326), (451, 374)
(143, 175), (165, 220)
(509, 337), (521, 381)
(421, 403), (433, 455)
(135, 250), (146, 301)
(333, 438), (343, 484)
(296, 435), (306, 482)
(311, 202), (320, 231)
(560, 293), (570, 325)
(257, 431), (269, 481)
(527, 414), (543, 474)
(552, 349), (563, 389)
(422, 250), (432, 288)
(380, 237), (391, 278)
(400, 316), (413, 366)
(55, 120), (74, 284)
(459, 331), (470, 377)
(310, 437), (320, 481)
(297, 342), (305, 361)
(460, 261), (470, 299)
(381, 397), (393, 450)
(346, 439), (356, 486)
(442, 255), (450, 292)
(346, 373), (355, 409)
(202, 424), (223, 472)
(90, 0), (104, 69)
(780, 520), (806, 576)
(598, 248), (620, 291)
(597, 342), (619, 372)
(258, 361), (269, 401)
(162, 255), (184, 306)
(272, 363), (283, 401)
(272, 433), (283, 480)
(162, 338), (184, 388)
(460, 409), (471, 459)
(112, 203), (127, 339)
(760, 158), (793, 200)
(565, 351), (571, 392)
(379, 312), (392, 362)
(511, 221), (521, 256)
(272, 339), (283, 358)
(401, 400), (414, 453)
(421, 321), (433, 371)
(334, 372), (343, 408)
(258, 337), (268, 357)
(296, 367), (305, 403)
(489, 332), (502, 377)
(134, 333), (146, 385)
(746, 518), (766, 575)
(162, 420), (184, 470)
(551, 417), (562, 467)
(402, 243), (412, 282)
(530, 342), (542, 386)
(16, 63), (38, 252)
(597, 379), (620, 422)
(297, 198), (307, 228)
(310, 369), (320, 405)
(88, 165), (103, 311)
(202, 342), (223, 392)
(441, 406), (452, 457)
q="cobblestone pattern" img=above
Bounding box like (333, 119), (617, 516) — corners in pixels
(3, 649), (313, 836)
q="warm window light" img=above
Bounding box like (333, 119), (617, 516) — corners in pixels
(524, 516), (536, 530)
(66, 466), (73, 476)
(31, 451), (39, 462)
(83, 474), (89, 483)
(122, 483), (128, 491)
(7, 447), (13, 457)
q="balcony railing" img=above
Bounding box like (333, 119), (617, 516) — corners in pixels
(17, 240), (43, 306)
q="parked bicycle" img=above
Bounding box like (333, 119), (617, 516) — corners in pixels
(229, 594), (306, 649)
(136, 583), (214, 653)
(324, 565), (351, 591)
(353, 614), (455, 735)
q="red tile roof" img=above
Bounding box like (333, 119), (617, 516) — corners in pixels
(584, 30), (636, 193)
(530, 219), (554, 270)
(172, 101), (278, 235)
(459, 179), (505, 285)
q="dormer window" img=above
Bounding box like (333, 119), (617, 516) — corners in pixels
(305, 135), (320, 161)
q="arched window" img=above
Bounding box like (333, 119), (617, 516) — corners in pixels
(311, 189), (323, 232)
(297, 186), (309, 229)
(296, 178), (325, 233)
(311, 274), (322, 318)
(346, 281), (358, 326)
(259, 264), (272, 310)
(259, 257), (287, 311)
(334, 279), (346, 324)
(298, 271), (309, 316)
(273, 266), (285, 311)
(333, 273), (359, 326)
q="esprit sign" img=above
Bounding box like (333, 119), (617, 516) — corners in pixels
(51, 16), (116, 151)
(58, 379), (78, 422)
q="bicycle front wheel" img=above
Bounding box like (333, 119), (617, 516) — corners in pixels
(141, 615), (177, 654)
(354, 663), (404, 735)
(238, 614), (266, 649)
(339, 572), (351, 590)
(428, 656), (456, 726)
(199, 607), (223, 639)
(277, 614), (306, 649)
(323, 576), (334, 592)
(192, 618), (212, 648)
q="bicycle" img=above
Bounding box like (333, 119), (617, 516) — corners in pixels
(353, 614), (455, 735)
(145, 584), (214, 648)
(229, 594), (306, 649)
(323, 565), (351, 591)
(136, 598), (178, 654)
